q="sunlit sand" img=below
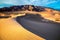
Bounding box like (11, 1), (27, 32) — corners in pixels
(0, 18), (45, 40)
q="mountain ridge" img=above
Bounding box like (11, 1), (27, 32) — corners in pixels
(0, 5), (60, 12)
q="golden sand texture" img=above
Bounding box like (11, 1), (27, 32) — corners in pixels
(0, 18), (45, 40)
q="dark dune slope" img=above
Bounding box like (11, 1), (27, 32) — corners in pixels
(16, 14), (60, 40)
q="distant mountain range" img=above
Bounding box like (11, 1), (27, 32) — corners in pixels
(0, 5), (46, 12)
(0, 0), (60, 10)
(0, 5), (60, 13)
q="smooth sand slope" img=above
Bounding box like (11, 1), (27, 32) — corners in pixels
(0, 18), (44, 40)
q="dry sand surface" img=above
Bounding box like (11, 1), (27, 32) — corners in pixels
(0, 18), (45, 40)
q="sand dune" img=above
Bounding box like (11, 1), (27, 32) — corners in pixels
(0, 18), (44, 40)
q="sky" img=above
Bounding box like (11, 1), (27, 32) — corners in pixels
(0, 0), (60, 10)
